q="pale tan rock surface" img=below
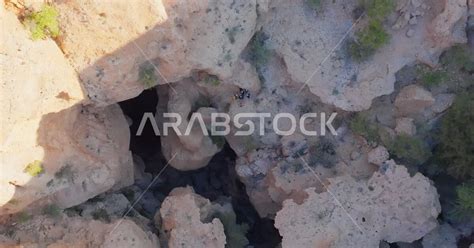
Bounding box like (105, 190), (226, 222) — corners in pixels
(0, 215), (159, 247)
(395, 117), (417, 136)
(275, 160), (441, 248)
(56, 0), (258, 106)
(1, 104), (134, 215)
(158, 81), (222, 171)
(0, 2), (133, 215)
(263, 0), (467, 111)
(159, 187), (226, 248)
(367, 146), (389, 166)
(395, 85), (435, 116)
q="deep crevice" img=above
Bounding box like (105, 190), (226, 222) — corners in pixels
(118, 89), (281, 247)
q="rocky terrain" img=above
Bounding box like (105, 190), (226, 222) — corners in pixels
(0, 0), (473, 247)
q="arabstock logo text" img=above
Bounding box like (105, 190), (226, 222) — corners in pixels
(136, 112), (338, 136)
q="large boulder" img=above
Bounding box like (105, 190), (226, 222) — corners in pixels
(395, 85), (435, 116)
(55, 0), (258, 106)
(0, 3), (133, 215)
(157, 81), (222, 171)
(0, 214), (159, 247)
(275, 160), (441, 248)
(158, 187), (227, 248)
(263, 0), (467, 111)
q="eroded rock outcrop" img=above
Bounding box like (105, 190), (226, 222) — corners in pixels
(0, 3), (133, 215)
(0, 214), (159, 247)
(263, 0), (467, 111)
(55, 0), (258, 106)
(157, 81), (223, 171)
(274, 160), (441, 248)
(158, 187), (227, 248)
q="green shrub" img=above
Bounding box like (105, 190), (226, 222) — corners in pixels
(306, 0), (322, 10)
(420, 69), (447, 88)
(451, 181), (474, 219)
(441, 45), (474, 71)
(214, 210), (249, 248)
(250, 32), (270, 70)
(92, 208), (111, 223)
(388, 135), (432, 165)
(349, 20), (390, 61)
(204, 75), (221, 86)
(24, 160), (44, 177)
(42, 204), (62, 217)
(360, 0), (395, 20)
(436, 92), (474, 179)
(309, 138), (337, 168)
(139, 63), (158, 89)
(26, 4), (60, 40)
(16, 212), (31, 223)
(349, 113), (379, 143)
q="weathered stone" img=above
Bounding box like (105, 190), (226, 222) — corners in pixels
(275, 160), (441, 248)
(159, 187), (227, 248)
(55, 0), (258, 106)
(395, 117), (417, 136)
(0, 4), (133, 215)
(368, 146), (389, 166)
(395, 85), (435, 116)
(0, 215), (159, 247)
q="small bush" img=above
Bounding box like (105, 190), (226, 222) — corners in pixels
(214, 210), (249, 248)
(436, 92), (474, 179)
(250, 32), (270, 70)
(26, 4), (60, 40)
(139, 63), (158, 89)
(306, 0), (322, 10)
(309, 138), (337, 168)
(349, 20), (390, 61)
(92, 208), (111, 223)
(42, 204), (62, 217)
(388, 135), (432, 165)
(24, 160), (44, 177)
(349, 113), (379, 143)
(451, 181), (474, 219)
(16, 212), (31, 223)
(209, 133), (226, 149)
(204, 75), (220, 86)
(360, 0), (395, 20)
(420, 69), (447, 88)
(441, 45), (474, 71)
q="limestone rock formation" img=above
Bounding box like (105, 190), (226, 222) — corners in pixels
(157, 81), (222, 170)
(0, 214), (159, 247)
(55, 0), (258, 106)
(395, 117), (417, 136)
(395, 85), (435, 116)
(0, 2), (133, 215)
(275, 160), (441, 248)
(159, 187), (227, 248)
(367, 146), (389, 166)
(263, 0), (467, 111)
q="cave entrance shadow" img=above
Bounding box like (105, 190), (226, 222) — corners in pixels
(118, 88), (282, 247)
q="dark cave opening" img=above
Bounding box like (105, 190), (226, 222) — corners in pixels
(118, 89), (281, 247)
